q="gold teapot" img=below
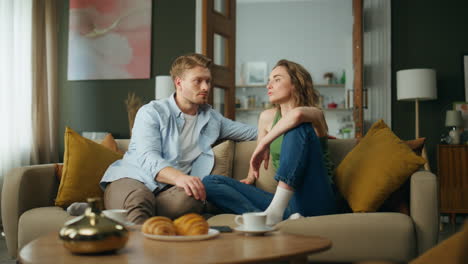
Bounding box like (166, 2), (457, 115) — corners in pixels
(59, 197), (129, 254)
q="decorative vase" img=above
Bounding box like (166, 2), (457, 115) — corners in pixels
(59, 197), (129, 254)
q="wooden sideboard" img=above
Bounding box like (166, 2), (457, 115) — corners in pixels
(437, 144), (468, 224)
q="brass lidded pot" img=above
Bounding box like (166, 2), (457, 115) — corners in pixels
(59, 197), (129, 254)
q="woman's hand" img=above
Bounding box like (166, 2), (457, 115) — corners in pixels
(249, 141), (270, 180)
(240, 174), (256, 185)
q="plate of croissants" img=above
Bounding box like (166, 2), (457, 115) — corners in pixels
(142, 213), (220, 241)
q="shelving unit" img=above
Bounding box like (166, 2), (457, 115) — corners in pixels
(235, 83), (354, 136)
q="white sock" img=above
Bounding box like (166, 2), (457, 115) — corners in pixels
(288, 213), (303, 220)
(264, 186), (293, 226)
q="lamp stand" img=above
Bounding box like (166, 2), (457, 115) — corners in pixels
(415, 99), (431, 171)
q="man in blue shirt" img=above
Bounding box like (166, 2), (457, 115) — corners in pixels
(101, 53), (257, 224)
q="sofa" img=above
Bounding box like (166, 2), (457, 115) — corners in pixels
(1, 138), (439, 262)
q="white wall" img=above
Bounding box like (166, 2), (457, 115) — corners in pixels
(236, 0), (354, 136)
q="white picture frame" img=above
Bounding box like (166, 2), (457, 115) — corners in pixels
(245, 62), (268, 85)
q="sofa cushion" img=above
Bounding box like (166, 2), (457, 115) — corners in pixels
(232, 141), (257, 181)
(207, 212), (416, 263)
(55, 127), (123, 207)
(328, 138), (358, 167)
(211, 140), (235, 177)
(277, 213), (416, 262)
(18, 207), (75, 251)
(256, 156), (277, 193)
(335, 120), (426, 212)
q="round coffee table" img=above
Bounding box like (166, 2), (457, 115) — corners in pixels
(19, 227), (331, 263)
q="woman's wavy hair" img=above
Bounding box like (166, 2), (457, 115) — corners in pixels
(274, 59), (320, 107)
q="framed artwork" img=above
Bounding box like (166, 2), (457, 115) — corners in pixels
(464, 55), (468, 101)
(244, 62), (268, 85)
(67, 0), (152, 80)
(453, 101), (468, 129)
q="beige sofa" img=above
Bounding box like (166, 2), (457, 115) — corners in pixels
(2, 139), (439, 262)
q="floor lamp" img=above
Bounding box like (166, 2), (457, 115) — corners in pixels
(397, 69), (437, 171)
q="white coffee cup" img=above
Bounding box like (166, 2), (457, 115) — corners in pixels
(235, 212), (267, 230)
(102, 209), (128, 224)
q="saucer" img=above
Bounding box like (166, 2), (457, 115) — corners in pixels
(234, 225), (277, 235)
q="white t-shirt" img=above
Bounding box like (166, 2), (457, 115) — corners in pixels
(178, 113), (202, 174)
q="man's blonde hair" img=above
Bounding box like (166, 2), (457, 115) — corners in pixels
(170, 53), (212, 80)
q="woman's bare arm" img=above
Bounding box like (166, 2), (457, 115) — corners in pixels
(259, 106), (327, 148)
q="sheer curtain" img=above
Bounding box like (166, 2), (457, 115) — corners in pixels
(363, 0), (392, 131)
(0, 0), (34, 195)
(31, 0), (59, 164)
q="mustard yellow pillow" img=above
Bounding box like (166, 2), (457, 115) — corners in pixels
(55, 127), (123, 207)
(335, 120), (426, 212)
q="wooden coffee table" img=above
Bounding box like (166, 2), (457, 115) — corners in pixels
(19, 226), (331, 264)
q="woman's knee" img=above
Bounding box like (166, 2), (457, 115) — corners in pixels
(202, 174), (226, 185)
(283, 123), (316, 142)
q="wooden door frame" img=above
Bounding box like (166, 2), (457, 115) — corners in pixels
(197, 0), (364, 131)
(353, 0), (364, 138)
(201, 0), (236, 119)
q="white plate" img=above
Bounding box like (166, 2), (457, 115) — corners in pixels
(143, 228), (220, 241)
(234, 225), (277, 235)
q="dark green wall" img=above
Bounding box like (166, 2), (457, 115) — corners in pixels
(57, 0), (195, 157)
(392, 0), (468, 172)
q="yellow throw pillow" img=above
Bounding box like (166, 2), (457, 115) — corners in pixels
(335, 120), (426, 212)
(55, 127), (123, 207)
(210, 140), (235, 177)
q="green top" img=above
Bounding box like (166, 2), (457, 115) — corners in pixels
(269, 110), (335, 183)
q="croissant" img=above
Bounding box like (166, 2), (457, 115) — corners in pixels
(142, 216), (177, 236)
(173, 213), (209, 236)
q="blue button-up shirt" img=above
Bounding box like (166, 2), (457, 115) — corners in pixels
(100, 94), (257, 193)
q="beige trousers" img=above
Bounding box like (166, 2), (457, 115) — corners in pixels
(104, 178), (208, 224)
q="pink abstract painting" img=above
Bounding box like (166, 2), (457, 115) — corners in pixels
(67, 0), (152, 80)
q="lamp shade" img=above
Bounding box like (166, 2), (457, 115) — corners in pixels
(445, 110), (463, 127)
(396, 69), (437, 101)
(155, 75), (174, 99)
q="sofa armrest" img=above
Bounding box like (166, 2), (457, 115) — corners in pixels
(410, 170), (439, 255)
(1, 164), (58, 257)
